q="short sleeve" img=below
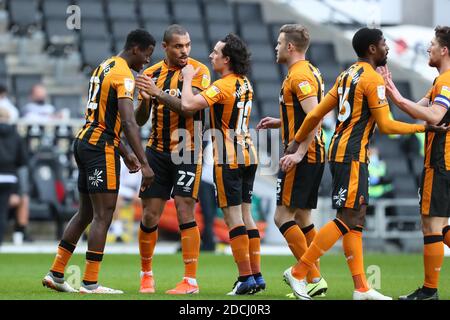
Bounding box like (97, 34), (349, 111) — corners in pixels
(432, 82), (450, 109)
(291, 75), (317, 102)
(199, 80), (226, 107)
(365, 75), (389, 110)
(191, 64), (211, 91)
(112, 73), (135, 100)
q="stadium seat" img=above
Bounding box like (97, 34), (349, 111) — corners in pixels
(251, 62), (280, 82)
(172, 0), (202, 23)
(248, 43), (275, 62)
(73, 0), (105, 20)
(8, 0), (40, 33)
(111, 20), (140, 49)
(80, 19), (109, 41)
(42, 0), (71, 19)
(145, 21), (171, 43)
(203, 0), (233, 23)
(259, 100), (280, 118)
(45, 18), (78, 45)
(180, 22), (207, 43)
(308, 42), (337, 65)
(0, 54), (7, 78)
(13, 74), (42, 97)
(255, 81), (280, 102)
(235, 2), (263, 22)
(139, 0), (171, 22)
(189, 40), (210, 63)
(28, 149), (77, 238)
(107, 0), (137, 21)
(393, 174), (418, 197)
(82, 40), (112, 68)
(51, 95), (83, 118)
(240, 23), (271, 44)
(207, 22), (237, 45)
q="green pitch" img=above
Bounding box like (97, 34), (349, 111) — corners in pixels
(0, 253), (448, 300)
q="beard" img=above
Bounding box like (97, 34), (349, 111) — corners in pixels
(377, 56), (388, 67)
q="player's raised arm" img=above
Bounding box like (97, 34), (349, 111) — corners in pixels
(181, 65), (209, 112)
(293, 92), (338, 144)
(379, 66), (446, 125)
(136, 73), (199, 118)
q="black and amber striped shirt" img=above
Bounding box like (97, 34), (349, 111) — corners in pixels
(200, 74), (257, 168)
(280, 60), (325, 163)
(77, 56), (135, 147)
(141, 58), (211, 153)
(424, 70), (450, 171)
(328, 62), (389, 163)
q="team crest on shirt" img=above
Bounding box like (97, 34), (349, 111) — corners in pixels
(377, 85), (386, 100)
(201, 74), (211, 88)
(206, 85), (220, 98)
(124, 78), (135, 92)
(298, 81), (312, 95)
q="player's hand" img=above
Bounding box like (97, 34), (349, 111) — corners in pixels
(279, 152), (304, 172)
(182, 65), (200, 80)
(139, 89), (151, 101)
(140, 164), (155, 191)
(284, 140), (300, 155)
(425, 123), (450, 133)
(256, 117), (281, 130)
(136, 74), (160, 97)
(378, 66), (403, 104)
(124, 152), (141, 173)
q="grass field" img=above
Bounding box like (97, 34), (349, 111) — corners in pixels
(0, 253), (449, 300)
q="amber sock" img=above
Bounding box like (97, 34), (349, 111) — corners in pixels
(180, 222), (200, 279)
(50, 240), (76, 278)
(343, 226), (369, 292)
(280, 221), (321, 282)
(248, 229), (261, 276)
(229, 225), (252, 277)
(423, 234), (444, 289)
(82, 251), (103, 285)
(443, 226), (450, 248)
(138, 222), (158, 273)
(292, 219), (349, 280)
(302, 224), (321, 282)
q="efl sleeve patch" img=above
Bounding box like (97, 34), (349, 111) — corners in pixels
(124, 78), (135, 93)
(298, 81), (312, 95)
(205, 85), (220, 98)
(377, 85), (386, 100)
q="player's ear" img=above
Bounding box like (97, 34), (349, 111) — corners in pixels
(162, 41), (167, 50)
(368, 44), (377, 55)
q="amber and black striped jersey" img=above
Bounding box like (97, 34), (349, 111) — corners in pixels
(200, 74), (257, 168)
(77, 56), (135, 147)
(327, 62), (389, 164)
(423, 70), (450, 171)
(280, 60), (325, 163)
(141, 58), (211, 153)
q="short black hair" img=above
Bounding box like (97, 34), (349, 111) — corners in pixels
(352, 28), (383, 58)
(163, 24), (188, 43)
(124, 29), (155, 51)
(220, 33), (251, 76)
(435, 26), (450, 51)
(0, 83), (7, 94)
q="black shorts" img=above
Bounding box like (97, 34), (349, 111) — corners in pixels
(74, 139), (120, 194)
(213, 164), (257, 208)
(330, 161), (369, 210)
(139, 147), (202, 200)
(419, 167), (450, 217)
(277, 162), (324, 209)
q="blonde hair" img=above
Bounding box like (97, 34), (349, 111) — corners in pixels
(279, 24), (310, 52)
